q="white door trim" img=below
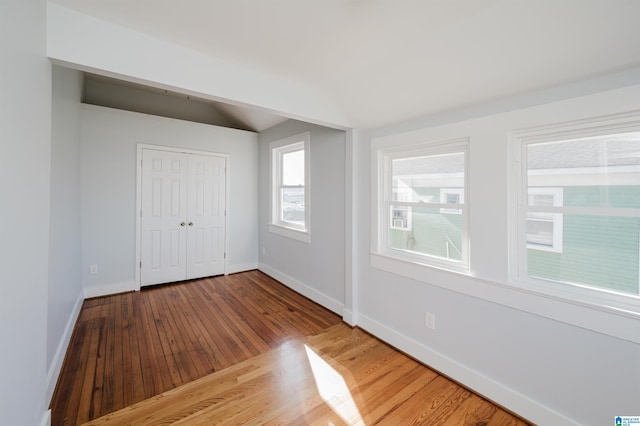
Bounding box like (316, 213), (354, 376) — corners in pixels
(135, 143), (230, 290)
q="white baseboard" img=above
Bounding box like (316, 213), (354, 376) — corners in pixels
(258, 263), (344, 315)
(39, 409), (51, 426)
(342, 308), (357, 326)
(83, 280), (137, 299)
(357, 313), (575, 426)
(46, 292), (83, 405)
(226, 262), (258, 275)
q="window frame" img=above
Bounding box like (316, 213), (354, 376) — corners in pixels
(373, 137), (470, 274)
(509, 114), (640, 316)
(269, 132), (311, 243)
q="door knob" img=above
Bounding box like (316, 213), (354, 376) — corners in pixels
(188, 222), (193, 226)
(180, 222), (186, 227)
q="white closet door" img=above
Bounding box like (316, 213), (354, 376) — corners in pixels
(140, 149), (188, 286)
(186, 154), (226, 279)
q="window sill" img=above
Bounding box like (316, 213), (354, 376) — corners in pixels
(372, 250), (469, 277)
(370, 252), (640, 344)
(269, 224), (310, 243)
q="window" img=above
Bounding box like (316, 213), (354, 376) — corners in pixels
(526, 188), (563, 252)
(391, 206), (412, 230)
(376, 138), (469, 272)
(439, 188), (464, 215)
(515, 127), (640, 300)
(270, 132), (310, 242)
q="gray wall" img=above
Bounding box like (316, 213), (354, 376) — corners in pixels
(80, 105), (259, 296)
(47, 65), (84, 398)
(0, 0), (52, 424)
(259, 120), (346, 312)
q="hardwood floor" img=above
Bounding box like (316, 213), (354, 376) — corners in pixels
(81, 323), (529, 426)
(50, 270), (341, 425)
(51, 270), (529, 425)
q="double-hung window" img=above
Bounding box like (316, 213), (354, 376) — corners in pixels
(375, 138), (469, 273)
(513, 118), (640, 307)
(270, 132), (310, 243)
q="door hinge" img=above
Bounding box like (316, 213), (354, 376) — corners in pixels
(140, 261), (142, 268)
(224, 253), (226, 259)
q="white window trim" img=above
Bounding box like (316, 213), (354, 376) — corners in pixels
(509, 111), (640, 320)
(269, 132), (311, 243)
(372, 137), (470, 276)
(526, 187), (563, 253)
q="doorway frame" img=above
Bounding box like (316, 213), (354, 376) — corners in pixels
(135, 143), (231, 290)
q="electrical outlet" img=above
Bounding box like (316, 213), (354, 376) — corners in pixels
(89, 264), (98, 275)
(424, 312), (436, 330)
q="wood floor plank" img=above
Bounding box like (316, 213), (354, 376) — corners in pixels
(471, 397), (500, 425)
(174, 283), (232, 369)
(52, 319), (90, 426)
(75, 317), (105, 425)
(132, 294), (158, 398)
(160, 290), (209, 381)
(138, 293), (174, 393)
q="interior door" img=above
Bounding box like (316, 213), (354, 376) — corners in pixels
(140, 148), (226, 287)
(140, 149), (188, 286)
(186, 154), (226, 279)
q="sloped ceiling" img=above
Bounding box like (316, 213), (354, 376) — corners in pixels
(83, 73), (288, 132)
(50, 0), (640, 130)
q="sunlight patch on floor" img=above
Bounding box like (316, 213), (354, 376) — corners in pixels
(304, 344), (365, 426)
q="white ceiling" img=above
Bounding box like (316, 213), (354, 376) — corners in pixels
(50, 0), (640, 130)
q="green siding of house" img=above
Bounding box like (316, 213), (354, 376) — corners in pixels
(563, 185), (640, 208)
(528, 186), (640, 295)
(390, 207), (463, 262)
(390, 188), (463, 262)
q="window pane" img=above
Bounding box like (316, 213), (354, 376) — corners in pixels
(525, 132), (640, 294)
(389, 206), (463, 262)
(446, 193), (460, 204)
(529, 193), (554, 207)
(528, 133), (640, 208)
(282, 149), (304, 186)
(527, 215), (640, 295)
(392, 152), (464, 203)
(526, 217), (554, 246)
(281, 187), (304, 224)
